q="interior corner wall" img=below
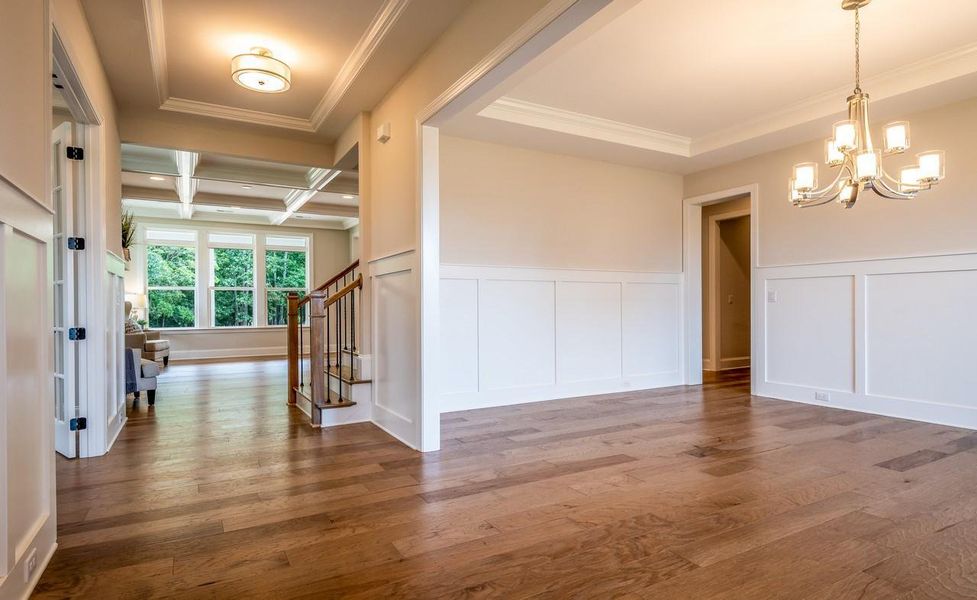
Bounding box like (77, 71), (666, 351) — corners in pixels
(685, 96), (977, 429)
(362, 0), (552, 449)
(438, 136), (685, 412)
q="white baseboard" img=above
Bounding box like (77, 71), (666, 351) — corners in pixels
(718, 356), (750, 370)
(759, 381), (977, 431)
(169, 346), (289, 361)
(442, 371), (683, 413)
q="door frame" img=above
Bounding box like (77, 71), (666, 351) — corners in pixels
(52, 26), (117, 457)
(682, 184), (760, 393)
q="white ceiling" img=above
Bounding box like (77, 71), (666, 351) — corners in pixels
(121, 144), (358, 230)
(441, 0), (977, 173)
(81, 0), (474, 142)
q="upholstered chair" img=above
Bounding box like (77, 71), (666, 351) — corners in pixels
(124, 300), (171, 366)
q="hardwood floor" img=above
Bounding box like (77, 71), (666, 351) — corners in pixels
(34, 362), (977, 598)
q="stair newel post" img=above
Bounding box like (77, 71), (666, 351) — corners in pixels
(350, 284), (356, 355)
(286, 292), (300, 405)
(336, 290), (343, 405)
(309, 289), (327, 426)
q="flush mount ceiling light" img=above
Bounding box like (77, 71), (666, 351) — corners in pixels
(790, 0), (945, 209)
(231, 47), (291, 93)
(149, 175), (165, 181)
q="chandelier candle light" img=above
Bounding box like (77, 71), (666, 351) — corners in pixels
(790, 0), (945, 209)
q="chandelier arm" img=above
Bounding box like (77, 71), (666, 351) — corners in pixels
(870, 179), (916, 200)
(797, 192), (843, 208)
(799, 162), (851, 200)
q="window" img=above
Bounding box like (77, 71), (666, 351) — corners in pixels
(142, 226), (311, 329)
(146, 229), (197, 328)
(265, 236), (309, 325)
(209, 233), (254, 327)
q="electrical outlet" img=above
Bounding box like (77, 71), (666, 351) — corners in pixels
(814, 391), (830, 402)
(767, 290), (778, 303)
(24, 547), (38, 583)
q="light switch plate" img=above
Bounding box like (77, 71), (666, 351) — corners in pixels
(767, 290), (778, 303)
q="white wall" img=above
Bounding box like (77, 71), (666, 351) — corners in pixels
(439, 136), (684, 411)
(686, 97), (977, 429)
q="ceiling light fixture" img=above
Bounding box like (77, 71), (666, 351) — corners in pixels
(231, 47), (291, 93)
(790, 0), (945, 209)
(241, 185), (253, 189)
(342, 195), (355, 199)
(149, 175), (165, 181)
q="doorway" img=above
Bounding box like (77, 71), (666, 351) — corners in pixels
(682, 185), (759, 392)
(701, 198), (751, 382)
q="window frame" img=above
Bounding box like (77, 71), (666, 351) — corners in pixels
(145, 230), (199, 329)
(139, 223), (312, 331)
(208, 234), (256, 328)
(264, 238), (310, 326)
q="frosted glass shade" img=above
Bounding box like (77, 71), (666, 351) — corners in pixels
(855, 150), (880, 182)
(833, 120), (857, 152)
(792, 162), (817, 192)
(231, 48), (291, 93)
(825, 139), (845, 167)
(900, 166), (921, 190)
(917, 151), (945, 182)
(884, 122), (910, 154)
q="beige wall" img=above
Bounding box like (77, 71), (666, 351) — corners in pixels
(0, 0), (48, 202)
(685, 97), (977, 267)
(440, 136), (684, 272)
(367, 0), (551, 260)
(52, 0), (124, 256)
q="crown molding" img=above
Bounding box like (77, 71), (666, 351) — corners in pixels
(160, 97), (317, 132)
(693, 41), (977, 155)
(479, 96), (692, 156)
(310, 0), (411, 128)
(143, 0), (408, 134)
(143, 0), (168, 105)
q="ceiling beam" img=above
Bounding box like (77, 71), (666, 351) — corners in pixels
(273, 169), (341, 225)
(176, 150), (199, 219)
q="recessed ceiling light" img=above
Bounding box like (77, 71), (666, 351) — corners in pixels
(241, 185), (253, 189)
(231, 47), (291, 93)
(229, 206), (241, 210)
(149, 176), (165, 181)
(342, 195), (355, 199)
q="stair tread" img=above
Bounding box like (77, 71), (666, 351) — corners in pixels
(325, 365), (371, 384)
(292, 385), (357, 409)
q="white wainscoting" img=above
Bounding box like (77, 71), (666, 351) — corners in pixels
(371, 250), (419, 447)
(440, 265), (683, 412)
(757, 253), (977, 429)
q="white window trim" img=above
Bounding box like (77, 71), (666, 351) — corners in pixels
(139, 222), (312, 332)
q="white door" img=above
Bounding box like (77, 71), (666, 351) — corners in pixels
(52, 122), (79, 457)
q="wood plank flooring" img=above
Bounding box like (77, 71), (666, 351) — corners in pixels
(33, 362), (977, 598)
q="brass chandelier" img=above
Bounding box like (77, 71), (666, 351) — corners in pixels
(790, 0), (945, 209)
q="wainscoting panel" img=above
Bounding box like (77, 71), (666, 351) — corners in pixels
(866, 269), (977, 409)
(757, 254), (977, 429)
(556, 281), (621, 384)
(371, 251), (418, 447)
(764, 275), (854, 393)
(441, 265), (682, 412)
(478, 279), (556, 391)
(439, 278), (479, 395)
(622, 282), (681, 377)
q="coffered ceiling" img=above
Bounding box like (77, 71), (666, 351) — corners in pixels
(121, 144), (359, 230)
(81, 0), (474, 144)
(441, 0), (977, 173)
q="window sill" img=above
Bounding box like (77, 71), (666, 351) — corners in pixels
(153, 326), (288, 334)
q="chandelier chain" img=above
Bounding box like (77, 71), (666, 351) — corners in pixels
(854, 8), (861, 93)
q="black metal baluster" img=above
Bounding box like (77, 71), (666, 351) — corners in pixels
(298, 304), (304, 390)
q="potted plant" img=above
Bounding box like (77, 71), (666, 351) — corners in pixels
(121, 210), (135, 263)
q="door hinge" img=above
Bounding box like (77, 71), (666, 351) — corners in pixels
(68, 327), (86, 341)
(69, 417), (87, 431)
(66, 146), (84, 160)
(67, 237), (85, 250)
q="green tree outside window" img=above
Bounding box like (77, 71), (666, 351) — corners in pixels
(147, 245), (196, 328)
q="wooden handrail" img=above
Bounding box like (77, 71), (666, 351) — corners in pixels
(297, 259), (359, 307)
(325, 274), (362, 308)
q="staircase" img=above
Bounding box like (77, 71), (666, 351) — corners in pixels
(286, 260), (371, 427)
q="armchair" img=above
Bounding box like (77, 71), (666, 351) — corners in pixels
(125, 348), (159, 404)
(124, 301), (170, 366)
